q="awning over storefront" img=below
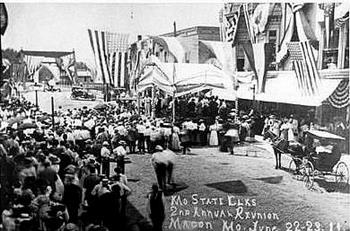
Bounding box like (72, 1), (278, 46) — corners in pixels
(137, 56), (236, 99)
(237, 69), (348, 106)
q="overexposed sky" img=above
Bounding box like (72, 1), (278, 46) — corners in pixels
(2, 3), (222, 66)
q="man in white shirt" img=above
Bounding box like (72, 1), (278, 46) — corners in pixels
(136, 121), (146, 153)
(113, 140), (127, 174)
(151, 145), (176, 190)
(101, 141), (111, 177)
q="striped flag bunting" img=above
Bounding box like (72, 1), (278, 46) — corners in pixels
(88, 29), (129, 87)
(328, 79), (349, 108)
(287, 41), (321, 96)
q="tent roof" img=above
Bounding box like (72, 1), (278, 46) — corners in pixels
(21, 50), (73, 58)
(236, 69), (348, 106)
(137, 56), (236, 99)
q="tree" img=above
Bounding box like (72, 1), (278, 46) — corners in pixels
(2, 48), (21, 64)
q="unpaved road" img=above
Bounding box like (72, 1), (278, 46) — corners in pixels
(125, 145), (350, 231)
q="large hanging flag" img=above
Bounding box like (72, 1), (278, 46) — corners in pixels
(88, 29), (129, 87)
(277, 3), (319, 64)
(328, 79), (349, 108)
(242, 3), (274, 93)
(88, 29), (112, 85)
(287, 40), (321, 96)
(0, 3), (8, 35)
(224, 5), (241, 45)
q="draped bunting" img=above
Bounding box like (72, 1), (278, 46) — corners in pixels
(327, 79), (349, 108)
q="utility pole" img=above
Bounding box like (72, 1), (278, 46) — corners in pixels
(51, 96), (55, 130)
(72, 49), (78, 84)
(172, 21), (177, 124)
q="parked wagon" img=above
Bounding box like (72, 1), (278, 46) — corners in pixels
(288, 130), (349, 190)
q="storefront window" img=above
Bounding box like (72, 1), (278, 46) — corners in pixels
(268, 30), (277, 70)
(322, 28), (340, 69)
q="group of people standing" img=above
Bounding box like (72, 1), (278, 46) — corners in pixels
(0, 96), (172, 231)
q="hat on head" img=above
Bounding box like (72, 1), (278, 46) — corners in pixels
(102, 141), (109, 146)
(118, 140), (127, 145)
(48, 154), (61, 164)
(64, 165), (76, 175)
(155, 145), (163, 151)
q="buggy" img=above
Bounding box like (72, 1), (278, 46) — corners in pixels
(287, 130), (349, 190)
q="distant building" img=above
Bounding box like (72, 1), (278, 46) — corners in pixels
(76, 70), (93, 83)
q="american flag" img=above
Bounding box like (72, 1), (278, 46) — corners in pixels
(287, 41), (321, 96)
(88, 29), (129, 87)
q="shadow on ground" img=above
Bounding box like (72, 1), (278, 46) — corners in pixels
(314, 179), (350, 194)
(205, 180), (250, 194)
(253, 176), (283, 184)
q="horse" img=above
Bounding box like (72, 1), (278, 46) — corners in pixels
(263, 130), (288, 169)
(264, 130), (305, 169)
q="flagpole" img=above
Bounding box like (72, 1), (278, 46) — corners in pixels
(72, 49), (77, 84)
(172, 22), (177, 124)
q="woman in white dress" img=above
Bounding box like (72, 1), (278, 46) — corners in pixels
(171, 125), (181, 151)
(209, 123), (219, 146)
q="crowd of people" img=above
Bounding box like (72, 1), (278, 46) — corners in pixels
(0, 92), (266, 231)
(0, 91), (348, 231)
(0, 97), (172, 231)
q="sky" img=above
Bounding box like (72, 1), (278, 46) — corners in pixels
(2, 2), (223, 67)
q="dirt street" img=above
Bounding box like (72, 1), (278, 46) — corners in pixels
(125, 145), (350, 231)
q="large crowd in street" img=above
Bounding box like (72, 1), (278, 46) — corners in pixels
(0, 91), (348, 231)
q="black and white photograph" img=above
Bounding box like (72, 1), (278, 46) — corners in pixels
(0, 1), (349, 231)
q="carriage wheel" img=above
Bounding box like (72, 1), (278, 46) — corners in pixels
(301, 161), (314, 190)
(288, 158), (301, 176)
(335, 162), (349, 187)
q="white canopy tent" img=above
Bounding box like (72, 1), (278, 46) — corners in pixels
(137, 56), (236, 100)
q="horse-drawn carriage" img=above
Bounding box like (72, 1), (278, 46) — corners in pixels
(267, 129), (349, 190)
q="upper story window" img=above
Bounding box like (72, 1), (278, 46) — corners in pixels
(267, 30), (278, 70)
